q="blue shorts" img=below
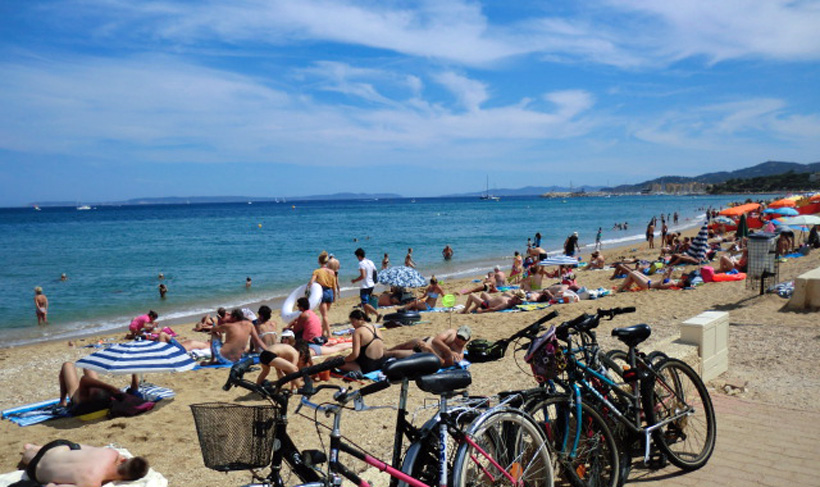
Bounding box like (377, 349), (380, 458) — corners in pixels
(360, 287), (374, 306)
(309, 343), (323, 356)
(321, 287), (334, 304)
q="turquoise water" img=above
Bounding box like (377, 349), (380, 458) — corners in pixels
(0, 195), (738, 347)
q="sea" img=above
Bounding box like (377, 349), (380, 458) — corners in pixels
(0, 194), (744, 348)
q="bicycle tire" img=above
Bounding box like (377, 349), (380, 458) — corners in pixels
(641, 358), (716, 471)
(527, 395), (620, 487)
(451, 408), (553, 487)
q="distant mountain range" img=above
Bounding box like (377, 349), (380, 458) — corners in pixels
(603, 160), (820, 193)
(27, 160), (819, 207)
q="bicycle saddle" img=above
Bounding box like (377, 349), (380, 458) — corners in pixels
(611, 323), (651, 348)
(416, 369), (471, 395)
(383, 353), (442, 382)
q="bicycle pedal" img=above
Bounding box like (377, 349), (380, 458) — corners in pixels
(646, 452), (668, 470)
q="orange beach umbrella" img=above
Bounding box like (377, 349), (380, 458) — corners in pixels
(718, 203), (761, 217)
(767, 198), (797, 208)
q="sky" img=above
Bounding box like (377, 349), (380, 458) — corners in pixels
(1, 0), (820, 206)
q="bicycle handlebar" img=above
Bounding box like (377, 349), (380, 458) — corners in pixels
(223, 355), (346, 392)
(556, 307), (637, 341)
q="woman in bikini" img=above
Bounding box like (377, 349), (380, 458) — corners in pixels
(340, 309), (385, 374)
(401, 276), (444, 311)
(254, 305), (279, 350)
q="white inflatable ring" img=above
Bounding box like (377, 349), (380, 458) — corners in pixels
(281, 282), (323, 323)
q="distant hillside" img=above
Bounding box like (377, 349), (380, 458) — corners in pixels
(605, 160), (820, 193)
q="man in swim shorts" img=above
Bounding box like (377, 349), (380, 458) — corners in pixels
(386, 326), (472, 367)
(18, 440), (149, 486)
(460, 291), (525, 314)
(57, 362), (139, 416)
(34, 287), (48, 325)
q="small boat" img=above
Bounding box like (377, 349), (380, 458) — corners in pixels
(77, 205), (91, 211)
(480, 176), (501, 201)
(33, 205), (41, 211)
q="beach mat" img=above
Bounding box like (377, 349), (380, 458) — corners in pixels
(1, 384), (176, 427)
(193, 354), (259, 370)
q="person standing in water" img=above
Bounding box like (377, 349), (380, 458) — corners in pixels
(34, 286), (48, 324)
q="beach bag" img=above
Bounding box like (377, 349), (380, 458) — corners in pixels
(524, 326), (566, 383)
(108, 394), (155, 418)
(465, 339), (507, 363)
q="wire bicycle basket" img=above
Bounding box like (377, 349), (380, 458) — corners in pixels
(190, 402), (280, 472)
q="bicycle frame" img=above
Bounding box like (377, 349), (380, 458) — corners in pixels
(562, 341), (697, 464)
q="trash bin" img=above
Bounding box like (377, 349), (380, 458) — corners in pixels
(747, 232), (778, 294)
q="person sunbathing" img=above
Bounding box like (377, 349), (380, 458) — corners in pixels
(461, 290), (525, 314)
(18, 441), (149, 487)
(280, 329), (352, 357)
(666, 252), (702, 266)
(615, 267), (682, 292)
(719, 248), (748, 273)
(586, 251), (606, 269)
(57, 362), (139, 416)
(458, 273), (497, 295)
(401, 276), (445, 311)
(385, 326), (472, 367)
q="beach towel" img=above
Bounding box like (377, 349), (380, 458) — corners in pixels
(194, 354), (259, 369)
(1, 384), (175, 427)
(0, 445), (168, 487)
(496, 286), (519, 291)
(419, 305), (464, 313)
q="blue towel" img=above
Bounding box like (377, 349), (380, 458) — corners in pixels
(194, 354), (259, 369)
(2, 383), (176, 427)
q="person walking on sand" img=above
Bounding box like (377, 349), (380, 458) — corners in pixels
(307, 251), (338, 338)
(405, 248), (417, 268)
(352, 248), (381, 321)
(34, 286), (48, 324)
(646, 220), (655, 249)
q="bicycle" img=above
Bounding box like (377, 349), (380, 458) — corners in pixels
(549, 308), (717, 481)
(190, 356), (347, 487)
(483, 310), (622, 487)
(296, 354), (554, 487)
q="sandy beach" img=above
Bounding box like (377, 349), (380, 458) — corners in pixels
(1, 231), (818, 486)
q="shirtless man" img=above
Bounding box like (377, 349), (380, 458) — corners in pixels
(208, 308), (267, 365)
(442, 245), (454, 260)
(34, 287), (48, 324)
(386, 326), (472, 367)
(492, 266), (507, 287)
(19, 440), (149, 487)
(461, 291), (524, 314)
(405, 248), (417, 268)
(327, 253), (342, 299)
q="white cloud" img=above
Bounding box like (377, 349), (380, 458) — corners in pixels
(433, 72), (488, 112)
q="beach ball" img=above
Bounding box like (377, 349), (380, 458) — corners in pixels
(442, 294), (456, 308)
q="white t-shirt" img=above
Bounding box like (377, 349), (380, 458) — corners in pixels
(358, 258), (377, 288)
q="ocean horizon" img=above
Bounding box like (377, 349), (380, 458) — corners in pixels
(0, 194), (751, 348)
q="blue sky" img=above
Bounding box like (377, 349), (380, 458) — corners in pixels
(2, 0), (820, 206)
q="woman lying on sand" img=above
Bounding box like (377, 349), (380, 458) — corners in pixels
(615, 267), (684, 292)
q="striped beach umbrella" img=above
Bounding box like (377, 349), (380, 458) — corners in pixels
(538, 255), (580, 266)
(75, 340), (196, 375)
(686, 221), (710, 263)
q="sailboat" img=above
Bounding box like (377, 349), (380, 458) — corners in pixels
(479, 176), (500, 201)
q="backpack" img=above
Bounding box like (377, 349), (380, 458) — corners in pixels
(465, 339), (508, 363)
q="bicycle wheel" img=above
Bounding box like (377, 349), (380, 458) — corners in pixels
(527, 395), (620, 487)
(451, 408), (553, 487)
(400, 409), (479, 487)
(642, 358), (716, 471)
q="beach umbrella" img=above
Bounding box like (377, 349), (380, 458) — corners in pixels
(713, 215), (735, 226)
(737, 213), (749, 239)
(768, 198), (796, 208)
(686, 221), (709, 262)
(377, 266), (427, 288)
(778, 215), (820, 226)
(764, 207), (799, 216)
(75, 340), (196, 375)
(538, 255), (580, 267)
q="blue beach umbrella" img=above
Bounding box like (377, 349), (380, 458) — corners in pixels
(686, 221), (710, 263)
(75, 340), (196, 375)
(764, 207), (799, 216)
(377, 266), (427, 288)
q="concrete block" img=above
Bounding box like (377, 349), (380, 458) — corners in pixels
(787, 265), (820, 311)
(680, 311), (729, 381)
